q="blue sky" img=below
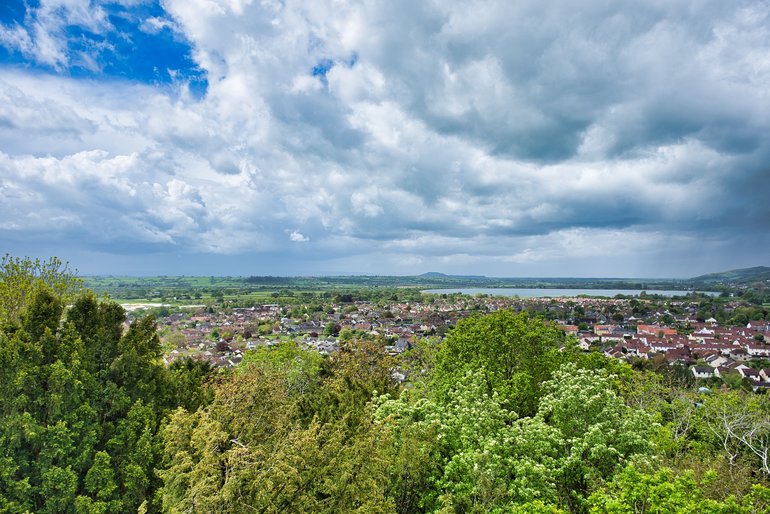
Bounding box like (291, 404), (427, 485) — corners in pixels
(0, 0), (206, 93)
(1, 0), (769, 277)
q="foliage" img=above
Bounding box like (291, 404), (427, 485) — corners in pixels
(397, 336), (441, 393)
(537, 365), (656, 511)
(241, 340), (324, 396)
(694, 390), (770, 476)
(0, 254), (82, 326)
(160, 341), (398, 512)
(298, 341), (398, 425)
(0, 261), (212, 512)
(375, 364), (655, 513)
(432, 310), (569, 416)
(588, 465), (770, 513)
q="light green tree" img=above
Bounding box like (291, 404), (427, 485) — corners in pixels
(0, 255), (82, 326)
(588, 465), (770, 513)
(376, 363), (656, 513)
(432, 310), (570, 416)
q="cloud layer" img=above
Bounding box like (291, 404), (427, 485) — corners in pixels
(1, 0), (769, 276)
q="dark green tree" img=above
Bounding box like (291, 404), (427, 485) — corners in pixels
(0, 257), (212, 512)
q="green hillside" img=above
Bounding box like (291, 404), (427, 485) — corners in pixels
(690, 266), (770, 284)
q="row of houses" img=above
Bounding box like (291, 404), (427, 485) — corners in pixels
(152, 295), (769, 375)
(588, 321), (769, 391)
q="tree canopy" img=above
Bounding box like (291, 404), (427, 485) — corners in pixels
(432, 310), (571, 416)
(0, 260), (212, 512)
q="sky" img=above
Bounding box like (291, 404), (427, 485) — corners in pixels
(1, 0), (769, 278)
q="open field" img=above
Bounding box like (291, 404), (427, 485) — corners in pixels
(84, 273), (709, 304)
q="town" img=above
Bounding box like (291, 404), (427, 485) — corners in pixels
(143, 292), (770, 392)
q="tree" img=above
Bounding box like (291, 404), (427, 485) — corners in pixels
(66, 292), (125, 374)
(376, 362), (655, 513)
(536, 364), (656, 511)
(0, 256), (212, 512)
(78, 450), (121, 513)
(375, 370), (539, 513)
(339, 327), (354, 342)
(397, 336), (440, 393)
(0, 255), (82, 326)
(432, 310), (569, 416)
(697, 391), (770, 476)
(242, 341), (323, 396)
(323, 323), (340, 337)
(298, 341), (398, 425)
(588, 465), (770, 513)
(160, 356), (394, 513)
(39, 465), (78, 514)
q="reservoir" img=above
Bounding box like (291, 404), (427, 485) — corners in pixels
(422, 288), (720, 298)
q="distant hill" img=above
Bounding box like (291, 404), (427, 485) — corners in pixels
(690, 266), (770, 284)
(418, 272), (487, 279)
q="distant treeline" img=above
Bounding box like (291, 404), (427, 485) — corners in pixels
(93, 273), (702, 291)
(244, 275), (296, 284)
(82, 271), (770, 306)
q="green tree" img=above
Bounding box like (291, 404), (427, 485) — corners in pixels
(696, 391), (770, 477)
(242, 341), (323, 396)
(160, 357), (394, 513)
(432, 310), (569, 416)
(377, 363), (655, 513)
(298, 341), (398, 426)
(66, 292), (126, 374)
(588, 465), (770, 513)
(0, 255), (82, 326)
(323, 323), (340, 337)
(0, 256), (212, 512)
(339, 326), (354, 342)
(77, 450), (122, 513)
(536, 364), (655, 511)
(39, 466), (78, 514)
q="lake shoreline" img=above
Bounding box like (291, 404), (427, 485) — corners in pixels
(422, 288), (720, 298)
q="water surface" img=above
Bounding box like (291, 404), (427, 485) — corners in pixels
(422, 288), (719, 298)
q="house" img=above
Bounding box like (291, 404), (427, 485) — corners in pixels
(738, 367), (761, 382)
(691, 366), (714, 379)
(689, 327), (716, 343)
(595, 325), (620, 336)
(601, 334), (627, 344)
(704, 354), (730, 368)
(665, 348), (693, 364)
(645, 338), (683, 352)
(747, 320), (770, 332)
(638, 324), (677, 336)
(729, 348), (751, 362)
(714, 366), (736, 378)
(746, 344), (770, 357)
(623, 340), (651, 357)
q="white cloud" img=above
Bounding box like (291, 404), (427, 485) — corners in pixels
(0, 24), (35, 58)
(140, 16), (178, 34)
(289, 230), (310, 242)
(0, 0), (112, 70)
(2, 0), (770, 275)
